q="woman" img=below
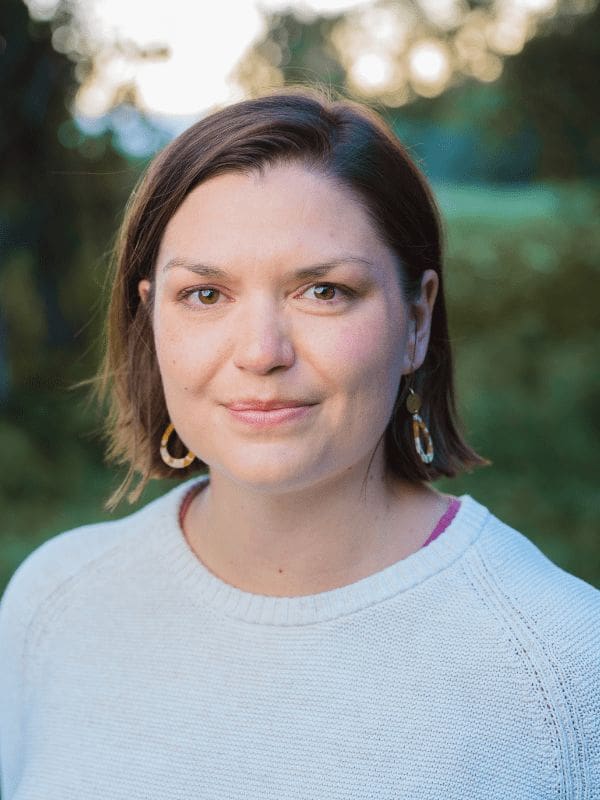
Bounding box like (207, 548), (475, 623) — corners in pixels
(1, 88), (598, 799)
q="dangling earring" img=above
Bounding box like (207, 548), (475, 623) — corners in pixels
(160, 422), (196, 469)
(406, 388), (434, 464)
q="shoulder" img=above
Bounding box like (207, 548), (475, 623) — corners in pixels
(0, 479), (198, 771)
(0, 479), (194, 644)
(453, 495), (600, 654)
(0, 518), (124, 654)
(464, 498), (600, 770)
(468, 500), (600, 626)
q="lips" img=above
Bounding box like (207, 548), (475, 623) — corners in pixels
(225, 399), (315, 411)
(224, 400), (317, 429)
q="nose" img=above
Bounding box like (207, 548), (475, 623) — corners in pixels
(232, 299), (295, 375)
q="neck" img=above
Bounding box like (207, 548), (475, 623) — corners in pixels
(183, 448), (449, 597)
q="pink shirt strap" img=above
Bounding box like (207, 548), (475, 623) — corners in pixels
(421, 498), (461, 549)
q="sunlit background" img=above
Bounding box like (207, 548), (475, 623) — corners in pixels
(25, 0), (589, 114)
(1, 0), (599, 590)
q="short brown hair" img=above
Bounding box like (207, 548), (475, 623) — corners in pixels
(99, 87), (487, 505)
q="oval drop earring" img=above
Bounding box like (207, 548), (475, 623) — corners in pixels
(160, 422), (196, 469)
(406, 388), (434, 464)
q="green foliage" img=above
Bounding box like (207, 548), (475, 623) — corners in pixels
(0, 388), (174, 590)
(0, 0), (142, 397)
(0, 0), (145, 587)
(434, 183), (600, 585)
(499, 1), (600, 179)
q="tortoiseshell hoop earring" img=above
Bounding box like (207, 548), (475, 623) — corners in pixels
(406, 388), (434, 464)
(160, 423), (196, 469)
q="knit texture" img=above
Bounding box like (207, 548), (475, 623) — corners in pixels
(1, 477), (599, 799)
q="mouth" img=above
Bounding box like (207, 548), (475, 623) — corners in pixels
(224, 401), (318, 429)
(226, 399), (316, 412)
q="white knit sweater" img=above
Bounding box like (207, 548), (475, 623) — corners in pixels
(1, 477), (599, 799)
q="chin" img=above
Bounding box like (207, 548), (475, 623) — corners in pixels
(209, 448), (328, 494)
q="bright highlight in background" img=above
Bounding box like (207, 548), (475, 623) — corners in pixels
(81, 0), (265, 116)
(26, 0), (373, 116)
(133, 17), (264, 116)
(409, 41), (451, 94)
(25, 0), (577, 116)
(350, 53), (392, 92)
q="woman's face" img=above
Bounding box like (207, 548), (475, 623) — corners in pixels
(140, 162), (437, 492)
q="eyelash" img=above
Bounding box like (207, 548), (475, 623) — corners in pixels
(178, 283), (355, 308)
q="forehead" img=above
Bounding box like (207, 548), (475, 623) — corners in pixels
(156, 162), (392, 272)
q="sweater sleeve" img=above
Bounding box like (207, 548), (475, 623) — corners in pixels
(545, 575), (600, 797)
(0, 538), (63, 795)
(475, 518), (600, 797)
(0, 522), (126, 797)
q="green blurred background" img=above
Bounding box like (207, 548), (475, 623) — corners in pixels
(1, 0), (598, 593)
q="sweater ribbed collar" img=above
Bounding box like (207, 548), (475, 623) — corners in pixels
(150, 477), (490, 627)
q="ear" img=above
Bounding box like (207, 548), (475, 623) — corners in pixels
(138, 279), (152, 306)
(401, 269), (439, 375)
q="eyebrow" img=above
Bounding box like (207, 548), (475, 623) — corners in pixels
(160, 256), (374, 282)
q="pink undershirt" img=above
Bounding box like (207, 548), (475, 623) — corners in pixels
(421, 497), (462, 547)
(178, 485), (461, 552)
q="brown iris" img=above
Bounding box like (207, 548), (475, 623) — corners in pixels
(198, 288), (220, 304)
(313, 284), (335, 300)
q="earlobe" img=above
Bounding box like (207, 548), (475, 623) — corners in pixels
(401, 318), (418, 376)
(138, 279), (152, 306)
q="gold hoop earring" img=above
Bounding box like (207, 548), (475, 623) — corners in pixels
(160, 422), (196, 469)
(406, 388), (434, 464)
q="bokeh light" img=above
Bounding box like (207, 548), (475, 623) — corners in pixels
(415, 0), (466, 30)
(408, 40), (452, 96)
(349, 52), (392, 93)
(23, 0), (600, 112)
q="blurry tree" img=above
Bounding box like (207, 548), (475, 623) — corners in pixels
(0, 0), (138, 398)
(235, 11), (346, 96)
(233, 0), (600, 182)
(0, 0), (149, 567)
(236, 1), (598, 100)
(396, 1), (600, 181)
(436, 182), (600, 584)
(498, 0), (600, 178)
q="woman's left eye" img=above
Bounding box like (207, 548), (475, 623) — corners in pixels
(300, 283), (350, 302)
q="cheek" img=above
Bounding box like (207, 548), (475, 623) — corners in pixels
(152, 309), (223, 393)
(318, 307), (406, 397)
(153, 319), (186, 381)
